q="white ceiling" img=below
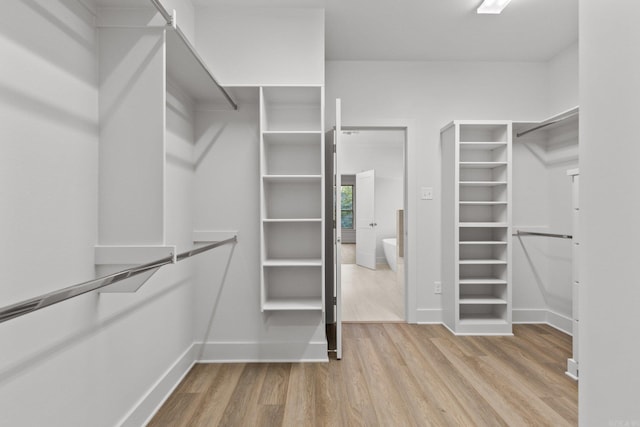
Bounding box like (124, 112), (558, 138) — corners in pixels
(100, 0), (579, 62)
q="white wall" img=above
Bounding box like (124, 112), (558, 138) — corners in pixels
(580, 1), (640, 424)
(193, 103), (327, 361)
(512, 127), (578, 328)
(0, 2), (200, 426)
(326, 60), (550, 322)
(340, 131), (404, 264)
(548, 42), (579, 115)
(195, 7), (324, 86)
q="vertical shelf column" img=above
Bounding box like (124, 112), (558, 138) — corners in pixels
(259, 87), (325, 312)
(442, 121), (513, 335)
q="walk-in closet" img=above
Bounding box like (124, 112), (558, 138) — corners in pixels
(1, 0), (639, 425)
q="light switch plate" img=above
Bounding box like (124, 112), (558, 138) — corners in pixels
(421, 187), (433, 200)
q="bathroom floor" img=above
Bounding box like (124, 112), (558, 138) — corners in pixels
(341, 251), (404, 322)
(341, 243), (356, 264)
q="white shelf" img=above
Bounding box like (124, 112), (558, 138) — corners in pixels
(459, 315), (508, 325)
(460, 181), (507, 187)
(459, 162), (507, 169)
(263, 175), (322, 182)
(459, 222), (508, 228)
(459, 297), (507, 305)
(165, 28), (233, 105)
(263, 259), (322, 267)
(459, 201), (508, 205)
(262, 298), (323, 311)
(262, 130), (322, 135)
(459, 278), (508, 285)
(263, 218), (322, 223)
(442, 120), (512, 335)
(459, 142), (508, 150)
(259, 86), (324, 313)
(459, 241), (507, 245)
(459, 259), (507, 265)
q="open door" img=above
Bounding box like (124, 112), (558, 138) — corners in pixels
(324, 99), (343, 360)
(334, 99), (343, 360)
(356, 169), (376, 270)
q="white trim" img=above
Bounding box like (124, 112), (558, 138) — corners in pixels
(513, 308), (573, 335)
(415, 308), (443, 324)
(546, 310), (573, 335)
(194, 341), (329, 363)
(119, 344), (197, 427)
(566, 358), (579, 380)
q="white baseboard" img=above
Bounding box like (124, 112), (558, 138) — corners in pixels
(566, 358), (579, 380)
(415, 308), (443, 324)
(513, 308), (573, 335)
(546, 310), (573, 335)
(119, 344), (196, 427)
(194, 341), (329, 363)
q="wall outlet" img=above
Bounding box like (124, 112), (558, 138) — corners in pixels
(434, 281), (442, 294)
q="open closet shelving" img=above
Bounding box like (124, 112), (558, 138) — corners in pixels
(96, 4), (238, 288)
(259, 86), (325, 312)
(441, 121), (513, 335)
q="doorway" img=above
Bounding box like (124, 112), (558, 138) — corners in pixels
(334, 128), (406, 322)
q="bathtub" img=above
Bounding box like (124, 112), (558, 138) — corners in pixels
(382, 238), (397, 272)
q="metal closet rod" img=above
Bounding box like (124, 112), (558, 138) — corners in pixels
(149, 0), (238, 111)
(516, 110), (579, 138)
(514, 230), (573, 239)
(0, 236), (237, 325)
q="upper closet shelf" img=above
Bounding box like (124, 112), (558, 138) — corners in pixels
(459, 162), (507, 169)
(459, 142), (507, 150)
(514, 106), (579, 138)
(152, 0), (237, 108)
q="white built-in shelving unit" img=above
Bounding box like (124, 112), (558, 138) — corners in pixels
(259, 87), (325, 312)
(441, 121), (513, 335)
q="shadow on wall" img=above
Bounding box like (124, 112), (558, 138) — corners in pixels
(0, 0), (96, 84)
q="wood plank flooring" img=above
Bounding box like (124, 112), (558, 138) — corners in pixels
(148, 324), (577, 426)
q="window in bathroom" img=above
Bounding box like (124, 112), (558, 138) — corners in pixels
(341, 185), (354, 229)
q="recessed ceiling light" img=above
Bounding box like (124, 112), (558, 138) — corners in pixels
(477, 0), (512, 14)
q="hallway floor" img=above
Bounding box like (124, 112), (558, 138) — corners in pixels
(149, 323), (577, 426)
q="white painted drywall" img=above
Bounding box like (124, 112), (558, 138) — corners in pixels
(580, 1), (640, 424)
(326, 60), (551, 322)
(195, 7), (324, 85)
(512, 128), (578, 326)
(340, 131), (404, 265)
(193, 103), (327, 361)
(547, 42), (579, 115)
(0, 2), (199, 425)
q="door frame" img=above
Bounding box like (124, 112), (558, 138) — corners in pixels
(338, 121), (416, 323)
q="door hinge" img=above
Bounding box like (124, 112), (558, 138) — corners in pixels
(333, 143), (336, 153)
(333, 296), (337, 305)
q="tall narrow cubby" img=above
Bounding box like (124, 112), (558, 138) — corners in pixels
(441, 121), (512, 335)
(259, 87), (324, 311)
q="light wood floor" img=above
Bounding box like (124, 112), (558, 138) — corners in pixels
(149, 323), (577, 426)
(341, 263), (404, 322)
